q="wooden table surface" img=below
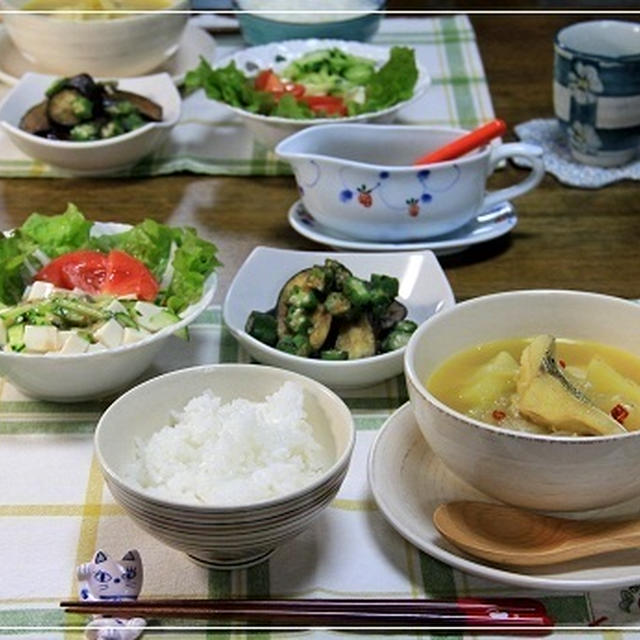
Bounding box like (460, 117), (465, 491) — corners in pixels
(0, 13), (638, 303)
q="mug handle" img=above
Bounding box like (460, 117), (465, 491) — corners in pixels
(482, 143), (545, 211)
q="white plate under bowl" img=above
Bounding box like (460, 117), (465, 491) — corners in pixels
(222, 247), (454, 389)
(0, 22), (215, 86)
(368, 403), (640, 592)
(288, 199), (517, 255)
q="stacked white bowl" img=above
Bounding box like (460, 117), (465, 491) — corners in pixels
(95, 364), (355, 569)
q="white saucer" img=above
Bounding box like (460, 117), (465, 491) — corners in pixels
(288, 200), (517, 255)
(0, 22), (215, 86)
(368, 403), (640, 592)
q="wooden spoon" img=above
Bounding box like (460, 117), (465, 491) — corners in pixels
(433, 501), (640, 566)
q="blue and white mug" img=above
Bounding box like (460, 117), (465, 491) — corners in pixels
(554, 20), (640, 167)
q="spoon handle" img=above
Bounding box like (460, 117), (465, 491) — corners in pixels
(435, 501), (640, 566)
(414, 119), (507, 165)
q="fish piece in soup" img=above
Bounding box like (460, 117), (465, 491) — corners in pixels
(515, 335), (624, 436)
(427, 335), (640, 436)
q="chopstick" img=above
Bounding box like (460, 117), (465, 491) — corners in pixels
(61, 597), (553, 629)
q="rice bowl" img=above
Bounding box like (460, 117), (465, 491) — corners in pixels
(95, 364), (355, 568)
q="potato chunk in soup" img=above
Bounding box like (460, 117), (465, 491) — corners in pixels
(427, 335), (640, 436)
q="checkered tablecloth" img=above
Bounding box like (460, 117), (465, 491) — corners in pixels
(2, 307), (640, 638)
(0, 15), (495, 177)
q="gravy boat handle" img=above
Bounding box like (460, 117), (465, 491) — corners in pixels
(482, 143), (545, 210)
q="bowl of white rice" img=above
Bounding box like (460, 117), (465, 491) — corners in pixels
(94, 363), (355, 569)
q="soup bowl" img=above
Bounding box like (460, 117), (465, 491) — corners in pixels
(276, 124), (544, 242)
(95, 364), (355, 569)
(1, 0), (188, 77)
(404, 289), (640, 512)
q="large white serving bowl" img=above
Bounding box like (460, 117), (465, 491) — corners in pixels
(95, 364), (356, 569)
(223, 247), (454, 389)
(211, 39), (430, 148)
(0, 222), (217, 402)
(0, 72), (180, 175)
(0, 0), (188, 77)
(404, 289), (640, 512)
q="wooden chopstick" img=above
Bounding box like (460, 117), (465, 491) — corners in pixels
(61, 597), (553, 628)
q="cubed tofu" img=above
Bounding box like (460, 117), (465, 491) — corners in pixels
(106, 299), (127, 314)
(0, 319), (6, 347)
(25, 281), (55, 301)
(57, 330), (73, 349)
(93, 319), (124, 349)
(59, 333), (89, 355)
(122, 328), (151, 345)
(24, 325), (59, 353)
(87, 342), (107, 353)
(134, 301), (163, 322)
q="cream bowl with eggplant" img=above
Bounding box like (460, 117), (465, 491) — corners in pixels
(0, 72), (180, 174)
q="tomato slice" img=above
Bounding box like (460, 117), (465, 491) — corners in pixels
(254, 69), (285, 93)
(280, 82), (305, 99)
(35, 250), (107, 295)
(34, 249), (158, 300)
(102, 250), (158, 302)
(301, 95), (348, 116)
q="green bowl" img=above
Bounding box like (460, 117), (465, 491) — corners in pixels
(234, 2), (385, 45)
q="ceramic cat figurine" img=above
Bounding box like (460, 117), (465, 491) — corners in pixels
(78, 549), (143, 602)
(77, 549), (146, 640)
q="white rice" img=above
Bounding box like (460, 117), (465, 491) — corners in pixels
(127, 381), (331, 506)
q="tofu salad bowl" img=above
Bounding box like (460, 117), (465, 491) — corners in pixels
(0, 204), (219, 401)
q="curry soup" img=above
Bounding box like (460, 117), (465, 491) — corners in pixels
(426, 336), (640, 436)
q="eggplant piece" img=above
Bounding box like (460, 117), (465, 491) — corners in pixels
(19, 101), (50, 135)
(47, 88), (93, 127)
(335, 315), (376, 360)
(276, 269), (315, 339)
(275, 268), (332, 353)
(376, 300), (407, 331)
(106, 89), (163, 122)
(308, 305), (332, 351)
(66, 73), (102, 101)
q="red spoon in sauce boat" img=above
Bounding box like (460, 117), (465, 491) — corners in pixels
(414, 118), (507, 165)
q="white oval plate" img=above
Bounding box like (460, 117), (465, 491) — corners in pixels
(215, 38), (431, 125)
(368, 402), (640, 592)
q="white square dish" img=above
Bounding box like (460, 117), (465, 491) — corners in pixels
(223, 247), (454, 388)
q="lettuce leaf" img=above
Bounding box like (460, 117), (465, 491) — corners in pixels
(185, 58), (260, 109)
(20, 202), (92, 258)
(90, 218), (173, 281)
(0, 232), (33, 305)
(159, 227), (221, 314)
(361, 46), (418, 113)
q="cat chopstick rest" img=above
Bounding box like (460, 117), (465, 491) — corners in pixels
(77, 549), (145, 640)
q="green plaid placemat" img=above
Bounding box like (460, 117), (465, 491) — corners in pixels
(0, 15), (495, 178)
(1, 307), (639, 638)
